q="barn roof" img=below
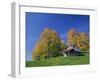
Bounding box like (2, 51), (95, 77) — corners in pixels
(62, 45), (81, 52)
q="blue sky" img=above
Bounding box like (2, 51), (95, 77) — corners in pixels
(26, 12), (89, 61)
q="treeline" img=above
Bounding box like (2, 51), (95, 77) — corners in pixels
(32, 28), (89, 60)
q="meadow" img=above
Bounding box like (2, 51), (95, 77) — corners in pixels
(26, 53), (89, 67)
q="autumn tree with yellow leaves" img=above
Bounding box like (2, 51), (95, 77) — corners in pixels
(32, 28), (61, 60)
(67, 29), (89, 52)
(67, 29), (77, 46)
(77, 32), (89, 52)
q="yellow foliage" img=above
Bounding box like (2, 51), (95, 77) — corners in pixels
(67, 29), (89, 51)
(32, 27), (61, 60)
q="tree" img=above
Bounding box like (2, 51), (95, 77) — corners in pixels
(77, 32), (89, 52)
(49, 29), (61, 57)
(67, 29), (77, 46)
(32, 27), (61, 60)
(61, 40), (66, 50)
(32, 40), (44, 60)
(67, 29), (89, 52)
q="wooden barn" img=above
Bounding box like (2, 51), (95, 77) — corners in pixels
(61, 45), (84, 57)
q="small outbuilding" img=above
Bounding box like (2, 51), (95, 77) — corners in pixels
(61, 45), (83, 57)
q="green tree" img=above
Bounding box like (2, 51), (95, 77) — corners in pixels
(61, 40), (66, 50)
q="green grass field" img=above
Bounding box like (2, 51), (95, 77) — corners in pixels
(26, 53), (89, 67)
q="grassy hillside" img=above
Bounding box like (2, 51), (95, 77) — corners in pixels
(26, 53), (89, 67)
